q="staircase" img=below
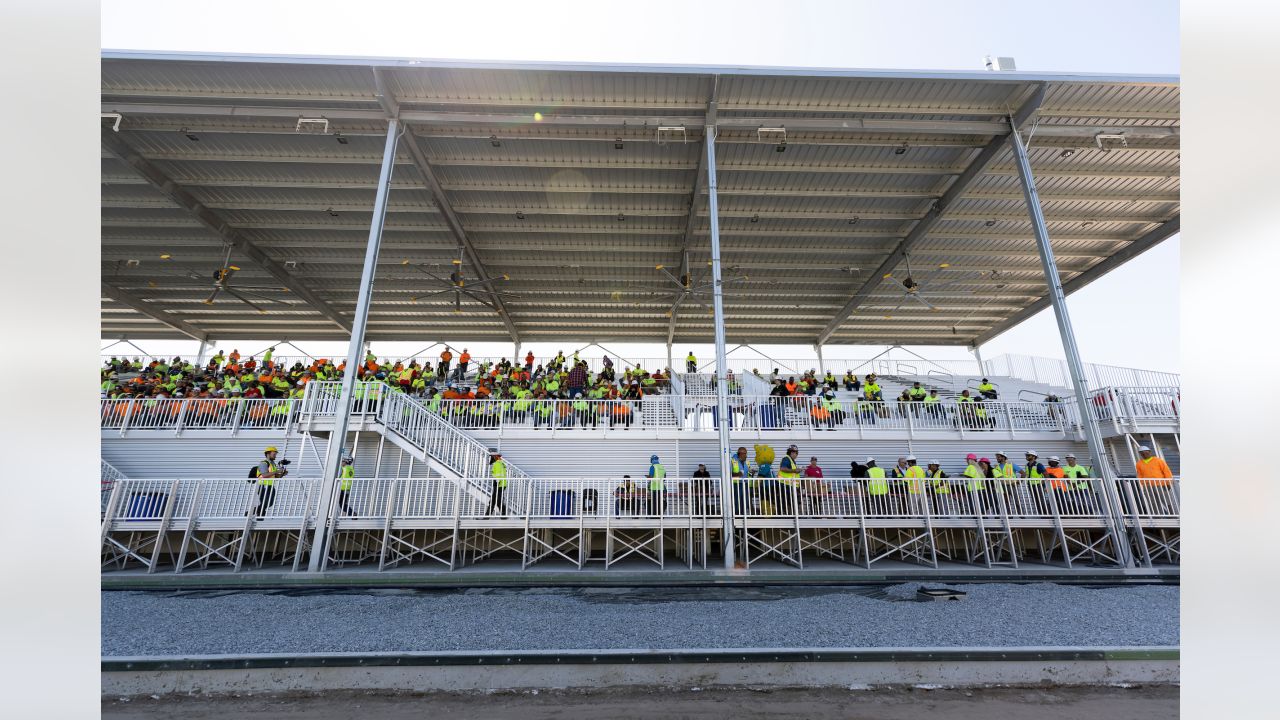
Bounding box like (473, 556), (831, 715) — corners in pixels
(305, 382), (534, 511)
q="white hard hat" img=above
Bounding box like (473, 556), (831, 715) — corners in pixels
(995, 451), (1008, 457)
(1025, 450), (1039, 456)
(929, 459), (941, 466)
(1049, 456), (1060, 462)
(1138, 445), (1151, 452)
(906, 455), (917, 461)
(1065, 453), (1077, 459)
(865, 456), (875, 463)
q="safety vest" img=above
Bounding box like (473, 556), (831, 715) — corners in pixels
(730, 457), (747, 482)
(686, 354), (696, 365)
(1047, 466), (1069, 490)
(908, 387), (927, 400)
(903, 465), (926, 494)
(821, 398), (840, 412)
(648, 463), (666, 491)
(778, 455), (800, 486)
(997, 462), (1016, 480)
(924, 394), (940, 404)
(866, 466), (889, 495)
(339, 464), (355, 491)
(257, 459), (279, 486)
(963, 464), (985, 491)
(1062, 464), (1089, 489)
(491, 459), (508, 488)
(978, 383), (994, 394)
(1026, 463), (1044, 484)
(865, 382), (881, 397)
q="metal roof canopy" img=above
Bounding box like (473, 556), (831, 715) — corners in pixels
(100, 51), (1179, 347)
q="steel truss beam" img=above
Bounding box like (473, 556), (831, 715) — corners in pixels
(971, 215), (1180, 346)
(101, 281), (209, 341)
(100, 129), (351, 332)
(101, 101), (1179, 140)
(668, 82), (719, 346)
(816, 86), (1048, 345)
(371, 67), (520, 344)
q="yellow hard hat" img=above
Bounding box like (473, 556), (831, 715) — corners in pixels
(264, 446), (278, 453)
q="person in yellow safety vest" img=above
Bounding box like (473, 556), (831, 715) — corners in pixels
(1022, 451), (1046, 483)
(486, 450), (508, 516)
(777, 445), (801, 516)
(977, 378), (997, 399)
(686, 352), (697, 373)
(926, 460), (947, 479)
(823, 371), (837, 387)
(865, 458), (889, 496)
(903, 456), (927, 496)
(336, 456), (356, 516)
(646, 455), (666, 517)
(251, 446), (286, 518)
(993, 452), (1017, 486)
(263, 347), (274, 365)
(908, 382), (928, 401)
(864, 375), (883, 401)
(729, 447), (752, 515)
(1062, 452), (1093, 509)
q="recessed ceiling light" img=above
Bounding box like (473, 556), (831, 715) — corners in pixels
(894, 143), (908, 155)
(617, 213), (625, 222)
(750, 214), (759, 223)
(848, 217), (860, 225)
(490, 135), (501, 147)
(775, 142), (786, 153)
(614, 138), (624, 150)
(335, 133), (349, 145)
(1059, 148), (1075, 158)
(516, 210), (525, 220)
(984, 219), (997, 227)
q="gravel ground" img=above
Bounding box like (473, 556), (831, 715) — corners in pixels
(101, 583), (1179, 656)
(102, 686), (1181, 720)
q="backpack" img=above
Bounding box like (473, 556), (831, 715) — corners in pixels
(248, 465), (259, 480)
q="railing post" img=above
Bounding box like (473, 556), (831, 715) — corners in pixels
(173, 399), (189, 437)
(230, 399), (245, 437)
(119, 398), (136, 437)
(1003, 402), (1016, 439)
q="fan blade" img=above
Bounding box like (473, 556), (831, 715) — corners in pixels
(454, 291), (461, 313)
(225, 288), (269, 314)
(459, 288), (500, 310)
(202, 287), (221, 305)
(228, 287), (287, 304)
(410, 288), (457, 302)
(883, 296), (907, 318)
(908, 293), (936, 310)
(459, 274), (511, 290)
(410, 265), (454, 285)
(654, 265), (686, 288)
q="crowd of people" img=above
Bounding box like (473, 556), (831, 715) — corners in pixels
(100, 347), (670, 408)
(587, 446), (1120, 518)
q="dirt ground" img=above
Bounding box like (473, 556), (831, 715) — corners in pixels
(103, 684), (1179, 720)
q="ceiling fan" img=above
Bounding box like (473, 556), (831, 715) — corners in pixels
(400, 246), (519, 314)
(107, 246), (290, 314)
(879, 254), (976, 319)
(624, 262), (750, 317)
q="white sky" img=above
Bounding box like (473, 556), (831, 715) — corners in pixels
(100, 0), (1180, 373)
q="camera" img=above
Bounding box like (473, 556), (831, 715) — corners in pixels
(279, 459), (292, 466)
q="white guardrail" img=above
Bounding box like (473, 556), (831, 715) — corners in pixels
(100, 388), (1177, 438)
(101, 476), (1180, 526)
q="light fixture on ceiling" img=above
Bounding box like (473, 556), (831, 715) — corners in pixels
(848, 217), (860, 225)
(984, 219), (997, 227)
(182, 128), (199, 142)
(516, 210), (525, 220)
(326, 207), (339, 218)
(125, 259), (140, 267)
(284, 260), (298, 269)
(750, 214), (759, 223)
(490, 135), (501, 147)
(894, 142), (908, 155)
(775, 140), (787, 153)
(614, 138), (624, 150)
(335, 133), (349, 145)
(617, 213), (626, 222)
(1080, 220), (1095, 228)
(1059, 148), (1075, 158)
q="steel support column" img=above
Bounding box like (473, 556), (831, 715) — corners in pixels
(705, 125), (735, 569)
(815, 344), (826, 375)
(195, 338), (210, 365)
(1008, 123), (1134, 568)
(971, 344), (985, 377)
(307, 118), (402, 573)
